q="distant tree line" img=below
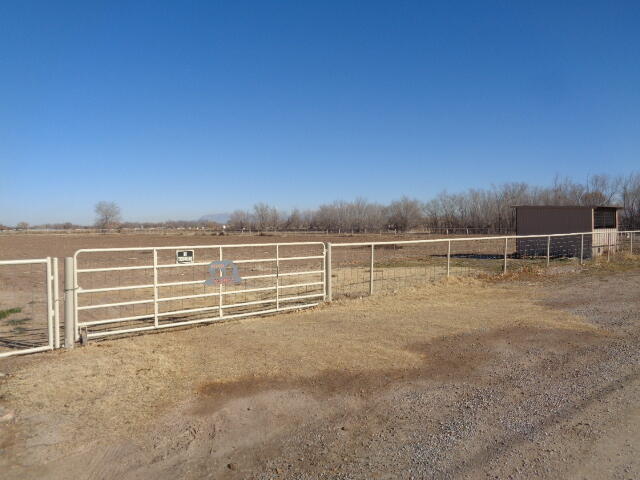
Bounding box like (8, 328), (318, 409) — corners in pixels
(227, 173), (640, 233)
(5, 173), (640, 232)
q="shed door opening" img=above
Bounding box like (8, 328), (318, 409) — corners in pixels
(594, 210), (616, 229)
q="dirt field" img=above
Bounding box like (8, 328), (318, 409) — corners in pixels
(0, 231), (458, 260)
(1, 257), (639, 479)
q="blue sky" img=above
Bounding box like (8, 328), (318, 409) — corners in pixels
(1, 1), (639, 225)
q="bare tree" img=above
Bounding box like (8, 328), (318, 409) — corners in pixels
(286, 208), (305, 230)
(584, 174), (620, 206)
(228, 210), (252, 230)
(621, 172), (640, 228)
(252, 203), (280, 231)
(388, 197), (423, 231)
(94, 201), (122, 230)
(16, 221), (29, 230)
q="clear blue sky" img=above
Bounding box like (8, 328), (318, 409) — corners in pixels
(1, 1), (639, 225)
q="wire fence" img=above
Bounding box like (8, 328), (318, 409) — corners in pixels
(1, 230), (638, 356)
(328, 230), (640, 299)
(0, 258), (58, 358)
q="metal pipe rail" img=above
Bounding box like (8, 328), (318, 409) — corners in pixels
(0, 257), (59, 358)
(72, 242), (326, 340)
(330, 230), (640, 247)
(328, 230), (640, 300)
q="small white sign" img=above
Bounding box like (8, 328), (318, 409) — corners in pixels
(176, 250), (194, 264)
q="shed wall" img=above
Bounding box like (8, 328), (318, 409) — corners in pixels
(515, 207), (593, 235)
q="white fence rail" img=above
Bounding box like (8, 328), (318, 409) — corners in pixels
(73, 242), (326, 340)
(327, 230), (640, 300)
(1, 230), (639, 357)
(0, 257), (59, 358)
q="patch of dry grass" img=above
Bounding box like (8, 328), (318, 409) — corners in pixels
(1, 276), (598, 463)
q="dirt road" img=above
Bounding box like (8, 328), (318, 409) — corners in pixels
(1, 264), (639, 479)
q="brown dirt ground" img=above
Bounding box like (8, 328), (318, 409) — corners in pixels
(0, 231), (472, 260)
(1, 256), (639, 479)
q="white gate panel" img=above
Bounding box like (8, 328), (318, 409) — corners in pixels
(0, 258), (58, 358)
(73, 242), (325, 340)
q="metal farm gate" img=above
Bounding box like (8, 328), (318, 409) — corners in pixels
(0, 258), (59, 358)
(72, 242), (326, 340)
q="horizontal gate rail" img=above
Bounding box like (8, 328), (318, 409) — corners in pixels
(82, 303), (320, 339)
(0, 257), (59, 358)
(73, 242), (326, 340)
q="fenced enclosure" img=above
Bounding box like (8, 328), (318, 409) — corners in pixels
(0, 230), (638, 357)
(328, 230), (640, 299)
(0, 258), (59, 358)
(73, 242), (325, 340)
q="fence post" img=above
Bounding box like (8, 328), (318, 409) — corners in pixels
(64, 257), (75, 349)
(219, 246), (223, 317)
(631, 232), (634, 255)
(276, 245), (280, 310)
(447, 240), (451, 277)
(326, 243), (332, 302)
(580, 234), (584, 265)
(369, 244), (375, 295)
(152, 249), (159, 328)
(45, 257), (54, 351)
(503, 237), (508, 274)
(546, 236), (551, 267)
(53, 257), (60, 349)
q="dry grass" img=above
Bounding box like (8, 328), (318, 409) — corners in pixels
(1, 276), (597, 464)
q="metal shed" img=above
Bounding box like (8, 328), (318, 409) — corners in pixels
(513, 205), (621, 259)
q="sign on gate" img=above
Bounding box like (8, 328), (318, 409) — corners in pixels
(204, 260), (242, 285)
(176, 250), (194, 264)
(73, 242), (327, 341)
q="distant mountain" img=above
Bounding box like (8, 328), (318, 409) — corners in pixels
(199, 213), (231, 224)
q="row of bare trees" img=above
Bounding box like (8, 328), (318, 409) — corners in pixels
(228, 173), (640, 232)
(8, 173), (640, 232)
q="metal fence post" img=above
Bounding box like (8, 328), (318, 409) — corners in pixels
(580, 234), (584, 265)
(64, 257), (75, 349)
(53, 257), (60, 349)
(219, 246), (223, 317)
(632, 232), (634, 255)
(447, 240), (451, 277)
(152, 249), (159, 328)
(503, 237), (508, 274)
(369, 244), (374, 295)
(546, 236), (551, 267)
(45, 258), (54, 351)
(276, 244), (280, 310)
(326, 243), (332, 302)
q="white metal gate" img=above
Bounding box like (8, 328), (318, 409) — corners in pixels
(0, 257), (59, 358)
(73, 242), (326, 340)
